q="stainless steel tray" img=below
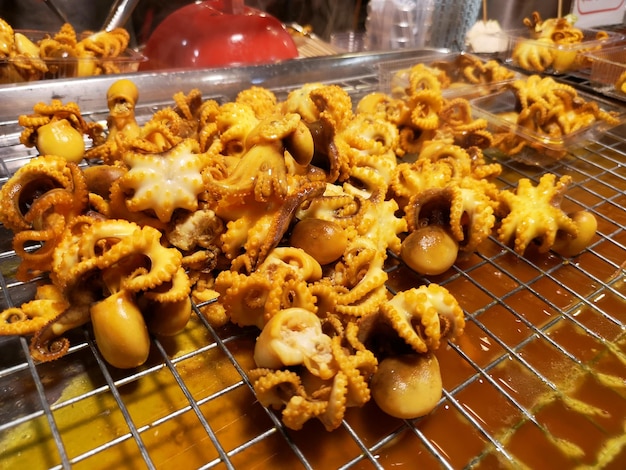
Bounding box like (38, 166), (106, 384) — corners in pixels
(1, 50), (626, 469)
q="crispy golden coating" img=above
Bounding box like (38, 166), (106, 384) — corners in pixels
(0, 155), (89, 280)
(110, 138), (206, 224)
(88, 84), (202, 164)
(336, 113), (399, 197)
(367, 65), (491, 157)
(496, 173), (584, 254)
(380, 284), (465, 353)
(214, 247), (321, 328)
(236, 86), (279, 118)
(392, 55), (515, 96)
(0, 153), (193, 367)
(249, 318), (377, 431)
(28, 217), (191, 366)
(0, 285), (68, 336)
(19, 100), (105, 161)
(314, 238), (389, 318)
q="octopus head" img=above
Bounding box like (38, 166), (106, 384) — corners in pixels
(402, 188), (459, 276)
(254, 308), (337, 380)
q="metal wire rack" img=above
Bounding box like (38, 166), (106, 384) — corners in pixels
(1, 50), (626, 469)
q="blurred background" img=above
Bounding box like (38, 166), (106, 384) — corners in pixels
(0, 0), (366, 44)
(0, 0), (579, 44)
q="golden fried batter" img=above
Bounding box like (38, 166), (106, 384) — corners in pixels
(0, 67), (599, 430)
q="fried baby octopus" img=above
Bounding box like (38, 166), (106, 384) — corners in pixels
(497, 173), (597, 256)
(32, 217), (191, 368)
(0, 18), (132, 81)
(391, 140), (501, 275)
(88, 81), (203, 165)
(390, 55), (514, 97)
(0, 18), (47, 82)
(512, 12), (609, 73)
(249, 312), (378, 431)
(1, 71), (600, 435)
(109, 138), (207, 226)
(19, 99), (105, 163)
(360, 284), (464, 419)
(0, 152), (192, 367)
(0, 155), (90, 281)
(214, 247), (321, 329)
(249, 282), (465, 429)
(362, 65), (491, 156)
(203, 109), (328, 272)
(493, 75), (621, 159)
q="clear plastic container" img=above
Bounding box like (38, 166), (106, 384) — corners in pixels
(365, 0), (419, 51)
(501, 27), (623, 75)
(584, 45), (626, 101)
(471, 88), (626, 165)
(377, 51), (524, 100)
(365, 0), (481, 51)
(0, 30), (145, 84)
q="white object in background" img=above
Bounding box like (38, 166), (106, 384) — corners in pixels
(570, 0), (626, 28)
(465, 19), (507, 53)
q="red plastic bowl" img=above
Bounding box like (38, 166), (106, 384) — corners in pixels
(139, 0), (298, 70)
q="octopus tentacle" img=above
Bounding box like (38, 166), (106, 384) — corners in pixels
(216, 246), (321, 328)
(236, 86), (278, 119)
(330, 321), (377, 407)
(13, 212), (66, 280)
(406, 182), (496, 253)
(18, 100), (104, 159)
(221, 181), (326, 273)
(0, 155), (85, 231)
(29, 285), (99, 362)
(323, 239), (389, 317)
(0, 156), (90, 281)
(409, 91), (442, 130)
(0, 285), (68, 336)
(380, 284), (465, 353)
(214, 270), (271, 328)
(308, 84), (354, 130)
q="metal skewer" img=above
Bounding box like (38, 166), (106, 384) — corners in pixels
(42, 0), (70, 25)
(101, 0), (141, 31)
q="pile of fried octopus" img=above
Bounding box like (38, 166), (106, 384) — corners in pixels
(0, 18), (133, 81)
(510, 11), (609, 73)
(0, 64), (600, 431)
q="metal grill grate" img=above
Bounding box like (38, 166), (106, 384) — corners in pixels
(1, 51), (626, 469)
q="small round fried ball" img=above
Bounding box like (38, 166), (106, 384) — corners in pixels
(400, 226), (458, 276)
(289, 218), (348, 265)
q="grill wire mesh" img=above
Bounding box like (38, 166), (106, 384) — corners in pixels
(1, 56), (626, 470)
